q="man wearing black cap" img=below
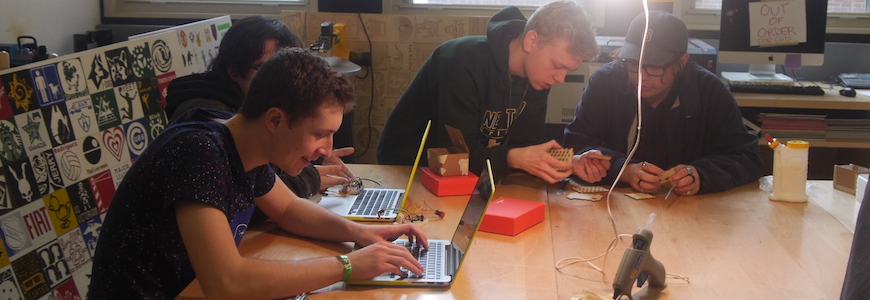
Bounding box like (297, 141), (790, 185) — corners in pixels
(564, 11), (762, 195)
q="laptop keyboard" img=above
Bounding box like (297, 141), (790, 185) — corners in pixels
(396, 240), (444, 280)
(349, 189), (398, 216)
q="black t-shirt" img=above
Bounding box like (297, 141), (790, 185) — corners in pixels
(88, 109), (275, 299)
(635, 96), (677, 167)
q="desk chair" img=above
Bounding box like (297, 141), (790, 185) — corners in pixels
(841, 179), (870, 299)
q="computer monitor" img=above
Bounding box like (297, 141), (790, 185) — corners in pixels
(718, 0), (828, 81)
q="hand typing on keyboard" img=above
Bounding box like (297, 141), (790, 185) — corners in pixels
(396, 241), (426, 278)
(385, 240), (433, 279)
(346, 240), (426, 281)
(345, 221), (428, 280)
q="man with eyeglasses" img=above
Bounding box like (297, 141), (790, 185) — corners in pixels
(564, 11), (762, 195)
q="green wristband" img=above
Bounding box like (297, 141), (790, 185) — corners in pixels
(336, 255), (352, 282)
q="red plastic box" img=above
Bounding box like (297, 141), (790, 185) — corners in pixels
(479, 197), (545, 236)
(419, 167), (478, 196)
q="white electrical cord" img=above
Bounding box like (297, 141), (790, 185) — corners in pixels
(555, 0), (689, 287)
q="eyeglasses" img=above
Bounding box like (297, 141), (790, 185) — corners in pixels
(250, 63), (263, 71)
(622, 58), (678, 78)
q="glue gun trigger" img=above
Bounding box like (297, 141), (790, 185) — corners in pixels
(637, 272), (648, 288)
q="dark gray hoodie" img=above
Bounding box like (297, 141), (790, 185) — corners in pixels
(378, 6), (550, 179)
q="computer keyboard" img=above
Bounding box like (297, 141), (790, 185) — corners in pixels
(838, 73), (870, 89)
(729, 83), (825, 95)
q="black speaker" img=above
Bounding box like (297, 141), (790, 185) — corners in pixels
(318, 0), (382, 13)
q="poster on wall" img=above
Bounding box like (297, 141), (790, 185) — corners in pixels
(0, 15), (229, 299)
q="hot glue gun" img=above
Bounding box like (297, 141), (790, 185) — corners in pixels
(612, 213), (666, 300)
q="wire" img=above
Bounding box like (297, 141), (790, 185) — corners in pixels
(379, 201), (445, 223)
(355, 12), (375, 159)
(555, 233), (690, 285)
(356, 177), (384, 188)
(558, 3), (695, 293)
(554, 0), (663, 287)
(356, 63), (370, 80)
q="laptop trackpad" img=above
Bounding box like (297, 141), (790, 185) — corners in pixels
(318, 195), (354, 214)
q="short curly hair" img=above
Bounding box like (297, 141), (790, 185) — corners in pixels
(525, 0), (599, 60)
(239, 48), (355, 126)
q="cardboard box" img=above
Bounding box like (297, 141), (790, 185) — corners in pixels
(479, 197), (545, 236)
(427, 125), (469, 176)
(419, 167), (478, 196)
(834, 164), (870, 194)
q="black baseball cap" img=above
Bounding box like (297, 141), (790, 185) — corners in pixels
(618, 11), (688, 65)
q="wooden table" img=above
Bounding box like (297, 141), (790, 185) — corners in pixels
(549, 178), (854, 300)
(178, 165), (855, 300)
(178, 165), (559, 300)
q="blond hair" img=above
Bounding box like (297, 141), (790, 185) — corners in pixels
(525, 0), (599, 59)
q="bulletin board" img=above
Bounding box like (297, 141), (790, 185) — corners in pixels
(0, 15), (230, 300)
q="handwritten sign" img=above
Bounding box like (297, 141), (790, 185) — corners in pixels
(748, 0), (807, 47)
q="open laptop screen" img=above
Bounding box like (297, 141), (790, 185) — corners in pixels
(450, 160), (495, 252)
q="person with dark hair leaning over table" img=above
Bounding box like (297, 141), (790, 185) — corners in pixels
(377, 0), (600, 183)
(165, 15), (354, 205)
(88, 48), (428, 299)
(564, 11), (763, 195)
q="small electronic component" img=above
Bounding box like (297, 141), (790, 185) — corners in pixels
(385, 206), (444, 227)
(547, 148), (574, 171)
(338, 177), (363, 196)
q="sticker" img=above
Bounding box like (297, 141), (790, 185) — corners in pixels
(105, 47), (135, 87)
(11, 250), (51, 298)
(15, 110), (52, 156)
(57, 58), (91, 101)
(36, 240), (71, 287)
(1, 71), (39, 114)
(29, 64), (66, 107)
(0, 118), (26, 165)
(41, 103), (76, 148)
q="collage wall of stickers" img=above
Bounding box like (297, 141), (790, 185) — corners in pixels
(0, 16), (231, 300)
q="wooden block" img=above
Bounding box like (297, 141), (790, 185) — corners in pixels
(587, 154), (612, 161)
(660, 167), (677, 180)
(572, 185), (609, 193)
(566, 192), (603, 201)
(625, 192), (656, 200)
(547, 148), (573, 172)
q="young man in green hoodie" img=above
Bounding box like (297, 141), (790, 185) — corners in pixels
(377, 0), (599, 183)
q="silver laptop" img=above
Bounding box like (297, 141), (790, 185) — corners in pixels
(348, 159), (496, 286)
(318, 121), (431, 221)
